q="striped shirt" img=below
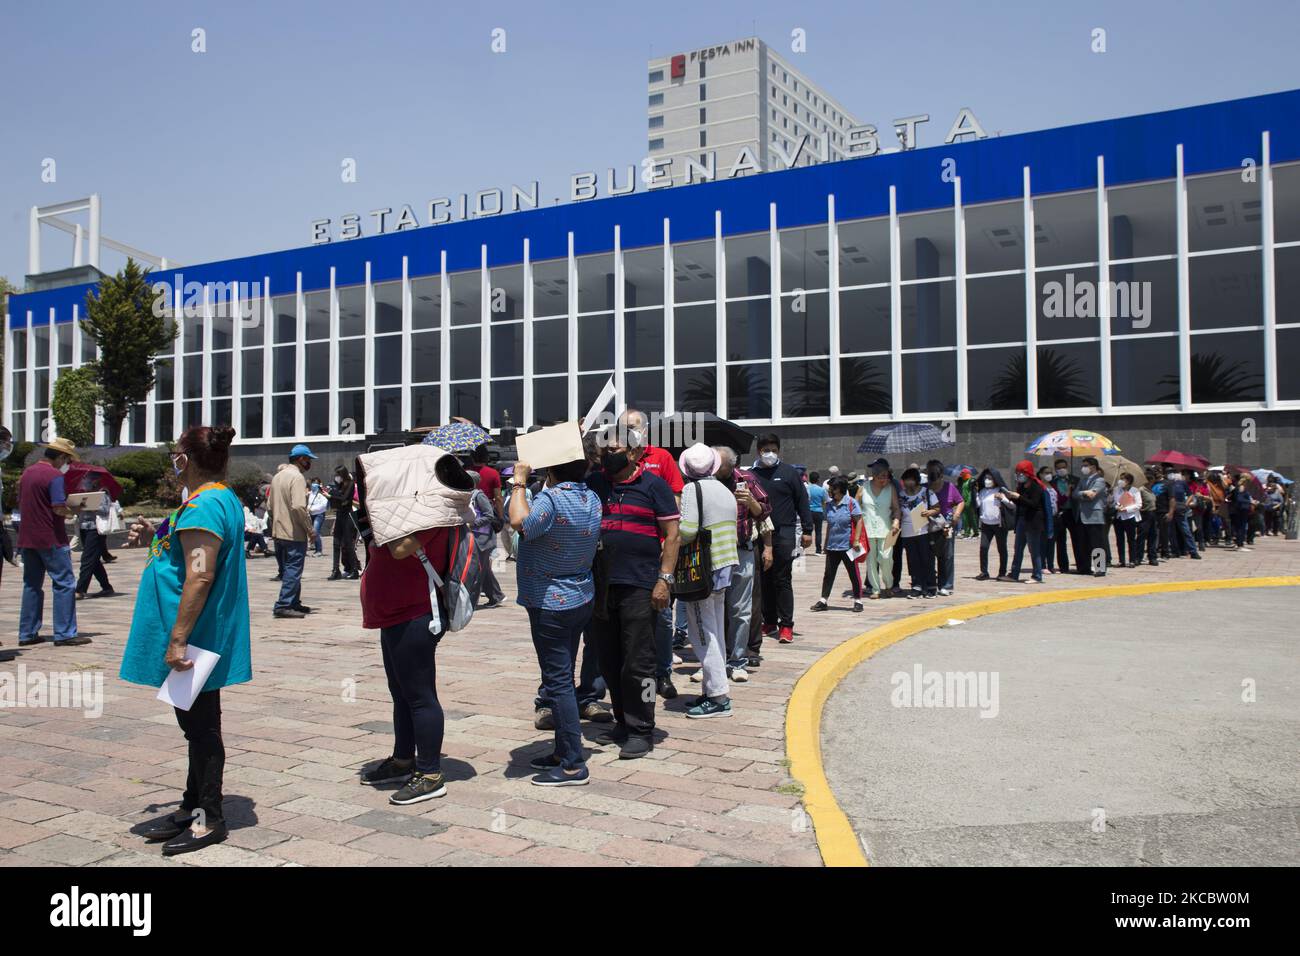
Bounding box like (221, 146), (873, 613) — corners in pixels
(723, 466), (771, 548)
(587, 465), (680, 590)
(516, 482), (602, 610)
(679, 476), (741, 580)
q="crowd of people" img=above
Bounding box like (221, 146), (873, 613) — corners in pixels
(0, 421), (1292, 854)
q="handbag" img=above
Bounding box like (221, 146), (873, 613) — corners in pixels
(671, 480), (712, 602)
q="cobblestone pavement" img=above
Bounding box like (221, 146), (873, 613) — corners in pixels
(0, 532), (1294, 866)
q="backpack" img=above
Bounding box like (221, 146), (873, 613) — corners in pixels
(416, 524), (482, 635)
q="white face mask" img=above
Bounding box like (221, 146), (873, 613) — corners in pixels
(59, 463), (71, 474)
(1117, 480), (1128, 489)
(1080, 466), (1093, 476)
(1055, 468), (1067, 477)
(759, 451), (779, 467)
(984, 478), (995, 488)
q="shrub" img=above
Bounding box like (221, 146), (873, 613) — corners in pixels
(227, 463), (270, 505)
(114, 476), (139, 507)
(98, 449), (170, 499)
(51, 367), (100, 448)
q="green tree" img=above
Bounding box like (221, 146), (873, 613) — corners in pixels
(80, 259), (177, 446)
(0, 275), (18, 413)
(51, 366), (101, 447)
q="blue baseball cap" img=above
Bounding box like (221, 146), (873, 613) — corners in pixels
(289, 444), (318, 460)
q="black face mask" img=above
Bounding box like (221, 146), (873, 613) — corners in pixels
(927, 470), (942, 483)
(601, 450), (630, 475)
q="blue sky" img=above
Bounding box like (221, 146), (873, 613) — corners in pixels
(3, 0), (1297, 282)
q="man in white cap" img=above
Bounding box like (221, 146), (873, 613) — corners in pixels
(17, 437), (92, 646)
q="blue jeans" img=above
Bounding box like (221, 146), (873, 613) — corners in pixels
(20, 546), (78, 642)
(726, 548), (757, 668)
(311, 513), (326, 553)
(654, 603), (674, 679)
(535, 623), (606, 710)
(1174, 511), (1199, 557)
(529, 603), (594, 770)
(274, 540), (307, 611)
(1009, 518), (1044, 582)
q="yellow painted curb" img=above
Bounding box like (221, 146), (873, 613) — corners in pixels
(784, 575), (1300, 867)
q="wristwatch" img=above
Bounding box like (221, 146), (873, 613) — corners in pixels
(657, 572), (674, 585)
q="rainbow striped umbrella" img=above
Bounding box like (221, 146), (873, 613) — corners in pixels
(1025, 428), (1121, 457)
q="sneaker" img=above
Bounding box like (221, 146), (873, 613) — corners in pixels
(292, 603), (313, 614)
(672, 628), (690, 650)
(686, 697), (732, 719)
(529, 752), (562, 771)
(580, 701), (613, 723)
(531, 765), (590, 787)
(747, 656), (762, 669)
(618, 736), (653, 759)
(53, 636), (92, 647)
(388, 771), (447, 805)
(534, 707), (555, 731)
(760, 624), (777, 637)
(689, 670), (703, 683)
(345, 571), (360, 580)
(656, 675), (678, 699)
(327, 572), (342, 581)
(869, 591), (881, 600)
(1190, 552), (1203, 559)
(671, 653), (683, 665)
(938, 588), (952, 596)
(852, 601), (863, 613)
(810, 600), (829, 612)
(360, 757), (414, 786)
(731, 667), (749, 683)
(777, 626), (794, 644)
(974, 573), (990, 581)
(273, 608), (306, 619)
(594, 726), (629, 747)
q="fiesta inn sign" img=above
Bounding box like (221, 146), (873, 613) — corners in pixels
(310, 108), (987, 244)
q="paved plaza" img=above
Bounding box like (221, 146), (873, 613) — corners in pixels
(0, 535), (1296, 866)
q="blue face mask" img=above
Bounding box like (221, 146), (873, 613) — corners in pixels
(171, 454), (186, 477)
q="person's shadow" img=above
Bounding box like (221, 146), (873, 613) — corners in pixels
(129, 795), (259, 835)
(353, 756), (478, 788)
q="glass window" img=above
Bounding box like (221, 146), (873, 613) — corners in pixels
(450, 327), (481, 380)
(578, 254), (615, 313)
(412, 385), (440, 427)
(33, 325), (50, 367)
(901, 281), (956, 349)
(411, 276), (441, 330)
(449, 271), (482, 326)
(183, 356), (204, 398)
(211, 308), (233, 351)
(624, 247), (665, 308)
(901, 351), (957, 413)
(35, 370), (50, 404)
(839, 286), (890, 353)
(80, 327), (96, 363)
(155, 402), (173, 442)
(1111, 337), (1179, 406)
(450, 382), (480, 420)
(491, 323), (523, 377)
(1189, 252), (1262, 330)
(376, 336), (402, 386)
(625, 370), (664, 414)
(1033, 190), (1098, 267)
(56, 325), (73, 365)
(532, 258), (568, 317)
(779, 225), (830, 291)
(374, 281), (403, 334)
(578, 373), (608, 417)
(342, 389), (367, 435)
(1189, 332), (1264, 403)
(840, 356), (892, 415)
(11, 330), (26, 369)
(241, 397), (263, 439)
(412, 330), (439, 382)
(625, 308), (663, 369)
(305, 342), (329, 391)
(1037, 343), (1100, 408)
(241, 348), (263, 394)
(965, 201), (1026, 274)
(781, 293), (829, 356)
(182, 312), (203, 353)
(1188, 172), (1262, 252)
(340, 338), (364, 388)
(578, 313), (614, 370)
(782, 359), (829, 417)
(11, 373), (26, 410)
(966, 274), (1026, 345)
(272, 345), (295, 393)
(533, 318), (568, 375)
(837, 218), (890, 287)
(726, 364), (772, 419)
(967, 346), (1026, 411)
(725, 298), (771, 361)
(304, 290), (329, 340)
(154, 361), (174, 399)
(273, 294), (297, 343)
(490, 381), (523, 429)
(212, 352), (232, 396)
(648, 70), (663, 83)
(183, 400), (202, 429)
(673, 303), (715, 364)
(1109, 258), (1178, 335)
(900, 210), (955, 280)
(648, 93), (663, 107)
(1278, 246), (1300, 326)
(1109, 181), (1176, 259)
(1036, 267), (1100, 340)
(673, 240), (716, 304)
(725, 233), (770, 298)
(338, 285), (365, 338)
(1274, 163), (1300, 244)
(489, 265), (524, 322)
(305, 393), (330, 435)
(533, 376), (568, 425)
(1276, 327), (1300, 401)
(675, 366), (716, 414)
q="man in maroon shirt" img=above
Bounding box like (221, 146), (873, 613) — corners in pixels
(18, 437), (91, 646)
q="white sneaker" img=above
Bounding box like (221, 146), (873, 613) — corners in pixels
(731, 668), (749, 683)
(938, 588), (952, 596)
(690, 670), (704, 683)
(671, 653), (683, 665)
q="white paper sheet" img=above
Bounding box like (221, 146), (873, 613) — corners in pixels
(846, 544), (866, 562)
(581, 376), (617, 433)
(156, 646), (222, 711)
(515, 421), (585, 470)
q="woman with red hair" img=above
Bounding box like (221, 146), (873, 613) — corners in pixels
(1005, 460), (1047, 583)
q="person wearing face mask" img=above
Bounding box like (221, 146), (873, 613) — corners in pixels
(1048, 459), (1078, 573)
(1137, 470), (1160, 566)
(327, 465), (360, 580)
(306, 479), (329, 557)
(749, 434), (813, 645)
(924, 460), (965, 596)
(974, 467), (1014, 581)
(268, 444), (317, 617)
(1164, 468), (1201, 560)
(897, 468), (940, 597)
(1036, 467), (1059, 574)
(1072, 456), (1111, 575)
(17, 437), (92, 647)
(0, 427), (16, 599)
(810, 476), (864, 612)
(1004, 461), (1047, 584)
(1110, 472), (1142, 568)
(856, 459), (901, 599)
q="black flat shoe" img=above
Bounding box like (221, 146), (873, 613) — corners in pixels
(140, 812), (195, 842)
(161, 821), (228, 856)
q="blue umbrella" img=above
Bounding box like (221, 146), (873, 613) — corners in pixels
(857, 423), (954, 456)
(422, 421), (490, 453)
(1253, 468), (1291, 485)
(944, 463), (976, 478)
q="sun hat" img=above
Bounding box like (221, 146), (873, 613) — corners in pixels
(44, 436), (79, 460)
(678, 442), (721, 479)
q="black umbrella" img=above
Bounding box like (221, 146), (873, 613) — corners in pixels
(654, 413), (755, 455)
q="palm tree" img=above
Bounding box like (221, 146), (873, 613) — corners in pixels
(1154, 351), (1263, 404)
(838, 357), (892, 415)
(680, 366), (771, 418)
(989, 348), (1092, 409)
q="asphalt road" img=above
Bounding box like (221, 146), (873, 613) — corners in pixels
(821, 586), (1300, 866)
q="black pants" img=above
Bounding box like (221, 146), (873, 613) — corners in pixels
(175, 689), (225, 823)
(76, 526), (110, 594)
(979, 523), (1008, 576)
(1081, 522), (1110, 573)
(332, 511), (359, 574)
(821, 550), (862, 600)
(760, 528), (796, 629)
(1138, 512), (1159, 562)
(903, 535), (935, 592)
(812, 513), (824, 552)
(593, 583), (658, 741)
(748, 556), (765, 656)
(1114, 520), (1138, 565)
(1056, 511), (1075, 572)
(380, 613), (444, 774)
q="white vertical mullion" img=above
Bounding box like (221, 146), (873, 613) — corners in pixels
(662, 218), (674, 416)
(230, 282), (243, 440)
(201, 285), (213, 425)
(171, 287), (183, 431)
(954, 178), (968, 417)
(1023, 168), (1038, 417)
(261, 277), (273, 440)
(523, 240), (534, 428)
(828, 193), (841, 420)
(296, 272), (307, 438)
(1175, 144), (1192, 410)
(614, 226), (626, 409)
(327, 267), (339, 438)
(401, 256), (412, 430)
(567, 233), (578, 420)
(439, 251), (450, 422)
(1097, 156), (1113, 414)
(769, 202), (781, 423)
(26, 312), (36, 443)
(363, 262), (375, 436)
(1262, 130), (1277, 409)
(889, 187), (902, 419)
(480, 245), (491, 428)
(3, 317), (12, 434)
(715, 210), (726, 418)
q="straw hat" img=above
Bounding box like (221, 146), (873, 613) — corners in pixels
(44, 437), (79, 461)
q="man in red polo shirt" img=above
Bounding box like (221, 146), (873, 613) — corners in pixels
(18, 437), (91, 646)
